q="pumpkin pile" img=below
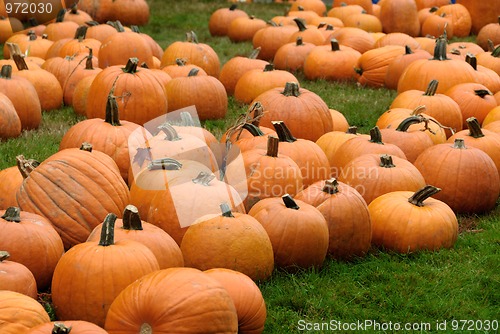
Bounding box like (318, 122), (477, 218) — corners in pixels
(0, 0), (499, 332)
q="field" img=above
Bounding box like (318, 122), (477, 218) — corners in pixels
(0, 1), (499, 333)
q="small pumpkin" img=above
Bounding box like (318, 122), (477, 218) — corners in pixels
(0, 251), (38, 299)
(0, 290), (51, 333)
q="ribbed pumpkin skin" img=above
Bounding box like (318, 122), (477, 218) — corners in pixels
(456, 0), (500, 34)
(51, 237), (159, 328)
(0, 208), (64, 291)
(0, 166), (23, 209)
(379, 0), (420, 36)
(0, 290), (51, 334)
(0, 92), (21, 140)
(26, 320), (109, 334)
(85, 61), (168, 126)
(205, 268), (267, 334)
(16, 148), (130, 249)
(104, 268), (239, 334)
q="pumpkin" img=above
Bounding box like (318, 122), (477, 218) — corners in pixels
(484, 106), (500, 125)
(455, 0), (500, 34)
(3, 31), (53, 59)
(248, 194), (329, 270)
(234, 63), (299, 105)
(51, 213), (159, 327)
(108, 0), (150, 26)
(0, 92), (21, 140)
(465, 54), (500, 94)
(85, 57), (168, 126)
(63, 4), (94, 25)
(252, 21), (298, 61)
(373, 32), (420, 49)
(209, 4), (249, 36)
(0, 166), (24, 209)
(420, 11), (455, 39)
(57, 25), (101, 59)
(0, 206), (64, 292)
(85, 21), (118, 42)
(274, 37), (316, 72)
(218, 48), (268, 95)
(165, 68), (228, 120)
(338, 154), (426, 204)
(71, 73), (99, 115)
(484, 120), (500, 134)
(476, 17), (500, 51)
(331, 0), (373, 14)
(290, 0), (327, 16)
(294, 178), (372, 260)
(26, 320), (108, 334)
(325, 27), (375, 54)
(0, 290), (51, 333)
(384, 46), (432, 90)
(160, 58), (208, 78)
(413, 138), (500, 213)
(204, 268), (266, 334)
(0, 65), (42, 130)
(287, 18), (325, 46)
(16, 144), (131, 249)
(355, 45), (405, 88)
(42, 9), (79, 41)
(0, 251), (37, 299)
(304, 38), (361, 82)
(379, 0), (420, 36)
(252, 81), (332, 142)
(104, 267), (239, 333)
(180, 203), (274, 281)
(327, 4), (365, 22)
(477, 44), (500, 77)
(227, 15), (267, 43)
(160, 31), (221, 78)
(87, 205), (184, 269)
(98, 21), (154, 68)
(369, 185), (458, 253)
(272, 121), (330, 188)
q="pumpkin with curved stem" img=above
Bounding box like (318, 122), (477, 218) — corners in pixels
(414, 138), (500, 213)
(104, 267), (238, 333)
(272, 121), (330, 188)
(16, 144), (131, 249)
(304, 38), (361, 81)
(444, 83), (497, 127)
(0, 290), (51, 333)
(369, 185), (458, 253)
(379, 116), (435, 162)
(204, 268), (266, 334)
(87, 205), (184, 269)
(248, 194), (329, 270)
(3, 31), (53, 59)
(0, 206), (64, 292)
(338, 154), (426, 204)
(51, 213), (159, 327)
(180, 204), (274, 281)
(85, 21), (118, 42)
(219, 49), (268, 95)
(447, 117), (500, 177)
(390, 80), (464, 137)
(252, 82), (332, 142)
(0, 251), (37, 299)
(295, 178), (372, 260)
(161, 31), (221, 78)
(26, 320), (108, 334)
(41, 53), (96, 88)
(209, 4), (249, 36)
(234, 64), (299, 104)
(165, 68), (228, 120)
(0, 65), (41, 130)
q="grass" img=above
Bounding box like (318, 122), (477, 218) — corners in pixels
(1, 1), (499, 333)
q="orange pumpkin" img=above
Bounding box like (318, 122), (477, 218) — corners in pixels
(0, 290), (50, 333)
(252, 21), (298, 61)
(0, 93), (21, 140)
(27, 320), (108, 334)
(0, 166), (24, 209)
(209, 4), (249, 36)
(0, 251), (37, 299)
(379, 0), (420, 36)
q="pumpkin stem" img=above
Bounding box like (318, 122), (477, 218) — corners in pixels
(248, 47), (262, 59)
(158, 123), (182, 141)
(1, 207), (21, 222)
(122, 205), (143, 231)
(241, 123), (265, 137)
(330, 39), (340, 51)
(296, 36), (304, 46)
(51, 322), (73, 334)
(80, 142), (93, 152)
(85, 48), (94, 70)
(396, 115), (425, 132)
(475, 89), (492, 98)
(266, 136), (280, 158)
(56, 8), (66, 22)
(186, 31), (199, 44)
(294, 17), (308, 32)
(188, 68), (199, 77)
(229, 4), (238, 10)
(147, 158), (183, 171)
(15, 155), (40, 179)
(98, 213), (117, 247)
(12, 54), (29, 71)
(272, 121), (297, 143)
(122, 58), (139, 74)
(465, 117), (485, 138)
(130, 25), (140, 33)
(432, 37), (450, 61)
(282, 194), (300, 210)
(250, 102), (264, 127)
(0, 251), (9, 262)
(105, 94), (121, 126)
(465, 53), (477, 70)
(322, 178), (339, 194)
(70, 4), (78, 14)
(263, 63), (274, 72)
(452, 138), (467, 149)
(282, 82), (300, 97)
(220, 203), (234, 217)
(491, 43), (500, 57)
(408, 185), (441, 207)
(73, 25), (88, 40)
(192, 171), (216, 186)
(179, 111), (198, 126)
(113, 20), (126, 32)
(423, 80), (439, 96)
(410, 105), (427, 116)
(404, 45), (413, 55)
(175, 58), (187, 66)
(368, 126), (384, 144)
(86, 20), (99, 26)
(0, 65), (13, 79)
(347, 126), (358, 134)
(379, 154), (395, 168)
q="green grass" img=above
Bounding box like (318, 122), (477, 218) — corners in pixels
(1, 1), (499, 333)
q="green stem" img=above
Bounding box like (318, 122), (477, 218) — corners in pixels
(0, 65), (12, 79)
(408, 185), (441, 207)
(432, 37), (449, 61)
(188, 68), (199, 77)
(330, 39), (340, 52)
(282, 82), (300, 97)
(263, 63), (274, 72)
(379, 154), (395, 168)
(0, 251), (9, 262)
(475, 89), (492, 98)
(282, 194), (300, 210)
(369, 126), (384, 144)
(220, 203), (234, 217)
(1, 207), (21, 222)
(15, 155), (40, 179)
(105, 94), (121, 126)
(322, 178), (339, 194)
(122, 205), (143, 230)
(51, 322), (73, 334)
(272, 121), (297, 143)
(241, 123), (265, 137)
(424, 80), (439, 96)
(147, 158), (183, 171)
(192, 171), (216, 186)
(294, 17), (308, 32)
(396, 116), (424, 132)
(122, 58), (139, 74)
(98, 213), (117, 246)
